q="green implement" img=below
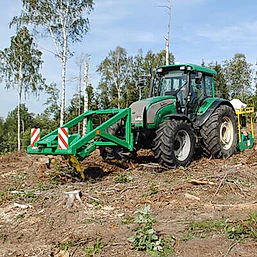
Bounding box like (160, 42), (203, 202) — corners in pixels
(27, 108), (134, 162)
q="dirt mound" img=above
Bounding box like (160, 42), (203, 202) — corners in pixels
(1, 148), (257, 256)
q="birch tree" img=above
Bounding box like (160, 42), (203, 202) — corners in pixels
(0, 26), (45, 151)
(158, 0), (172, 65)
(223, 53), (253, 101)
(97, 46), (133, 109)
(12, 0), (94, 126)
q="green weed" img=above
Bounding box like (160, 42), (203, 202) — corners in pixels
(128, 205), (175, 256)
(121, 215), (134, 225)
(226, 212), (257, 241)
(0, 192), (8, 203)
(84, 238), (104, 256)
(9, 189), (42, 203)
(149, 184), (159, 195)
(59, 240), (74, 251)
(0, 233), (7, 242)
(114, 173), (133, 183)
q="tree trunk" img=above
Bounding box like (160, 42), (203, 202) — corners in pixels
(117, 89), (121, 109)
(77, 61), (82, 133)
(165, 1), (172, 65)
(165, 38), (169, 66)
(17, 79), (22, 151)
(60, 51), (67, 127)
(83, 61), (89, 136)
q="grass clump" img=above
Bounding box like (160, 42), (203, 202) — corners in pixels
(183, 212), (257, 242)
(114, 172), (133, 183)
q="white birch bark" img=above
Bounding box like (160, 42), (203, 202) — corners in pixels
(166, 1), (171, 65)
(82, 61), (89, 136)
(17, 63), (22, 151)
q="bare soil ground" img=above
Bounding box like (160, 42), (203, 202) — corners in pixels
(1, 144), (257, 257)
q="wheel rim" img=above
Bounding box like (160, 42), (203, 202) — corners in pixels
(174, 130), (191, 161)
(220, 116), (234, 150)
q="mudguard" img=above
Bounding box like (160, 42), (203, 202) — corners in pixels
(194, 99), (235, 128)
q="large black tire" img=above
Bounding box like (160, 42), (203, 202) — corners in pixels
(99, 121), (123, 161)
(153, 119), (195, 168)
(200, 105), (237, 158)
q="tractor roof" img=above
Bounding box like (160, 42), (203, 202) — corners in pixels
(158, 63), (217, 76)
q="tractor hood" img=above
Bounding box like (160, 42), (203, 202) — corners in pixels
(130, 96), (176, 127)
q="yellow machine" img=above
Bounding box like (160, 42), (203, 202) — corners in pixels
(235, 107), (255, 151)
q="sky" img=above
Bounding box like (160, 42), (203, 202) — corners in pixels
(0, 0), (257, 118)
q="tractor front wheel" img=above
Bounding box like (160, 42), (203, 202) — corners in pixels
(200, 105), (237, 158)
(153, 119), (195, 168)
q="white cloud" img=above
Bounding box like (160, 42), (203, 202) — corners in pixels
(173, 0), (209, 6)
(133, 32), (156, 43)
(198, 21), (257, 43)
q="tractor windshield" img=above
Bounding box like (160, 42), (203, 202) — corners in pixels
(158, 70), (188, 105)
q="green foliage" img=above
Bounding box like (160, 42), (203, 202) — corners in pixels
(43, 83), (60, 120)
(121, 215), (134, 225)
(65, 84), (98, 132)
(184, 218), (227, 240)
(128, 205), (175, 256)
(84, 238), (104, 256)
(226, 212), (257, 241)
(0, 104), (33, 152)
(0, 26), (45, 93)
(97, 46), (133, 109)
(149, 184), (160, 195)
(11, 0), (95, 125)
(97, 47), (175, 109)
(59, 240), (74, 251)
(0, 26), (46, 151)
(138, 49), (174, 99)
(0, 103), (60, 153)
(114, 172), (133, 183)
(12, 0), (94, 46)
(223, 53), (253, 102)
(207, 61), (229, 99)
(58, 237), (89, 251)
(12, 189), (42, 203)
(184, 212), (257, 242)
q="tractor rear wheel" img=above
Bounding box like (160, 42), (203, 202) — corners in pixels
(99, 122), (123, 161)
(153, 119), (195, 168)
(200, 105), (237, 158)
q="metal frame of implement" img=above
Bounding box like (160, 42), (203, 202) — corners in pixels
(27, 108), (134, 162)
(235, 107), (255, 151)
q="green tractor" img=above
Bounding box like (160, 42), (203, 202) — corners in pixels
(99, 63), (238, 167)
(28, 63), (248, 176)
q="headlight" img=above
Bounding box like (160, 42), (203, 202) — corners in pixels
(135, 115), (143, 122)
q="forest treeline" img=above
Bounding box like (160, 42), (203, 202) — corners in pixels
(0, 0), (256, 153)
(0, 47), (256, 153)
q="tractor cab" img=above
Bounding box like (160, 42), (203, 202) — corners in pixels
(153, 64), (217, 117)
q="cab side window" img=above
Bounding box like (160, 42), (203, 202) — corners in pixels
(205, 76), (213, 97)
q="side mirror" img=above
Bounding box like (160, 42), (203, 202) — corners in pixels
(138, 74), (151, 88)
(195, 72), (203, 84)
(138, 79), (146, 88)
